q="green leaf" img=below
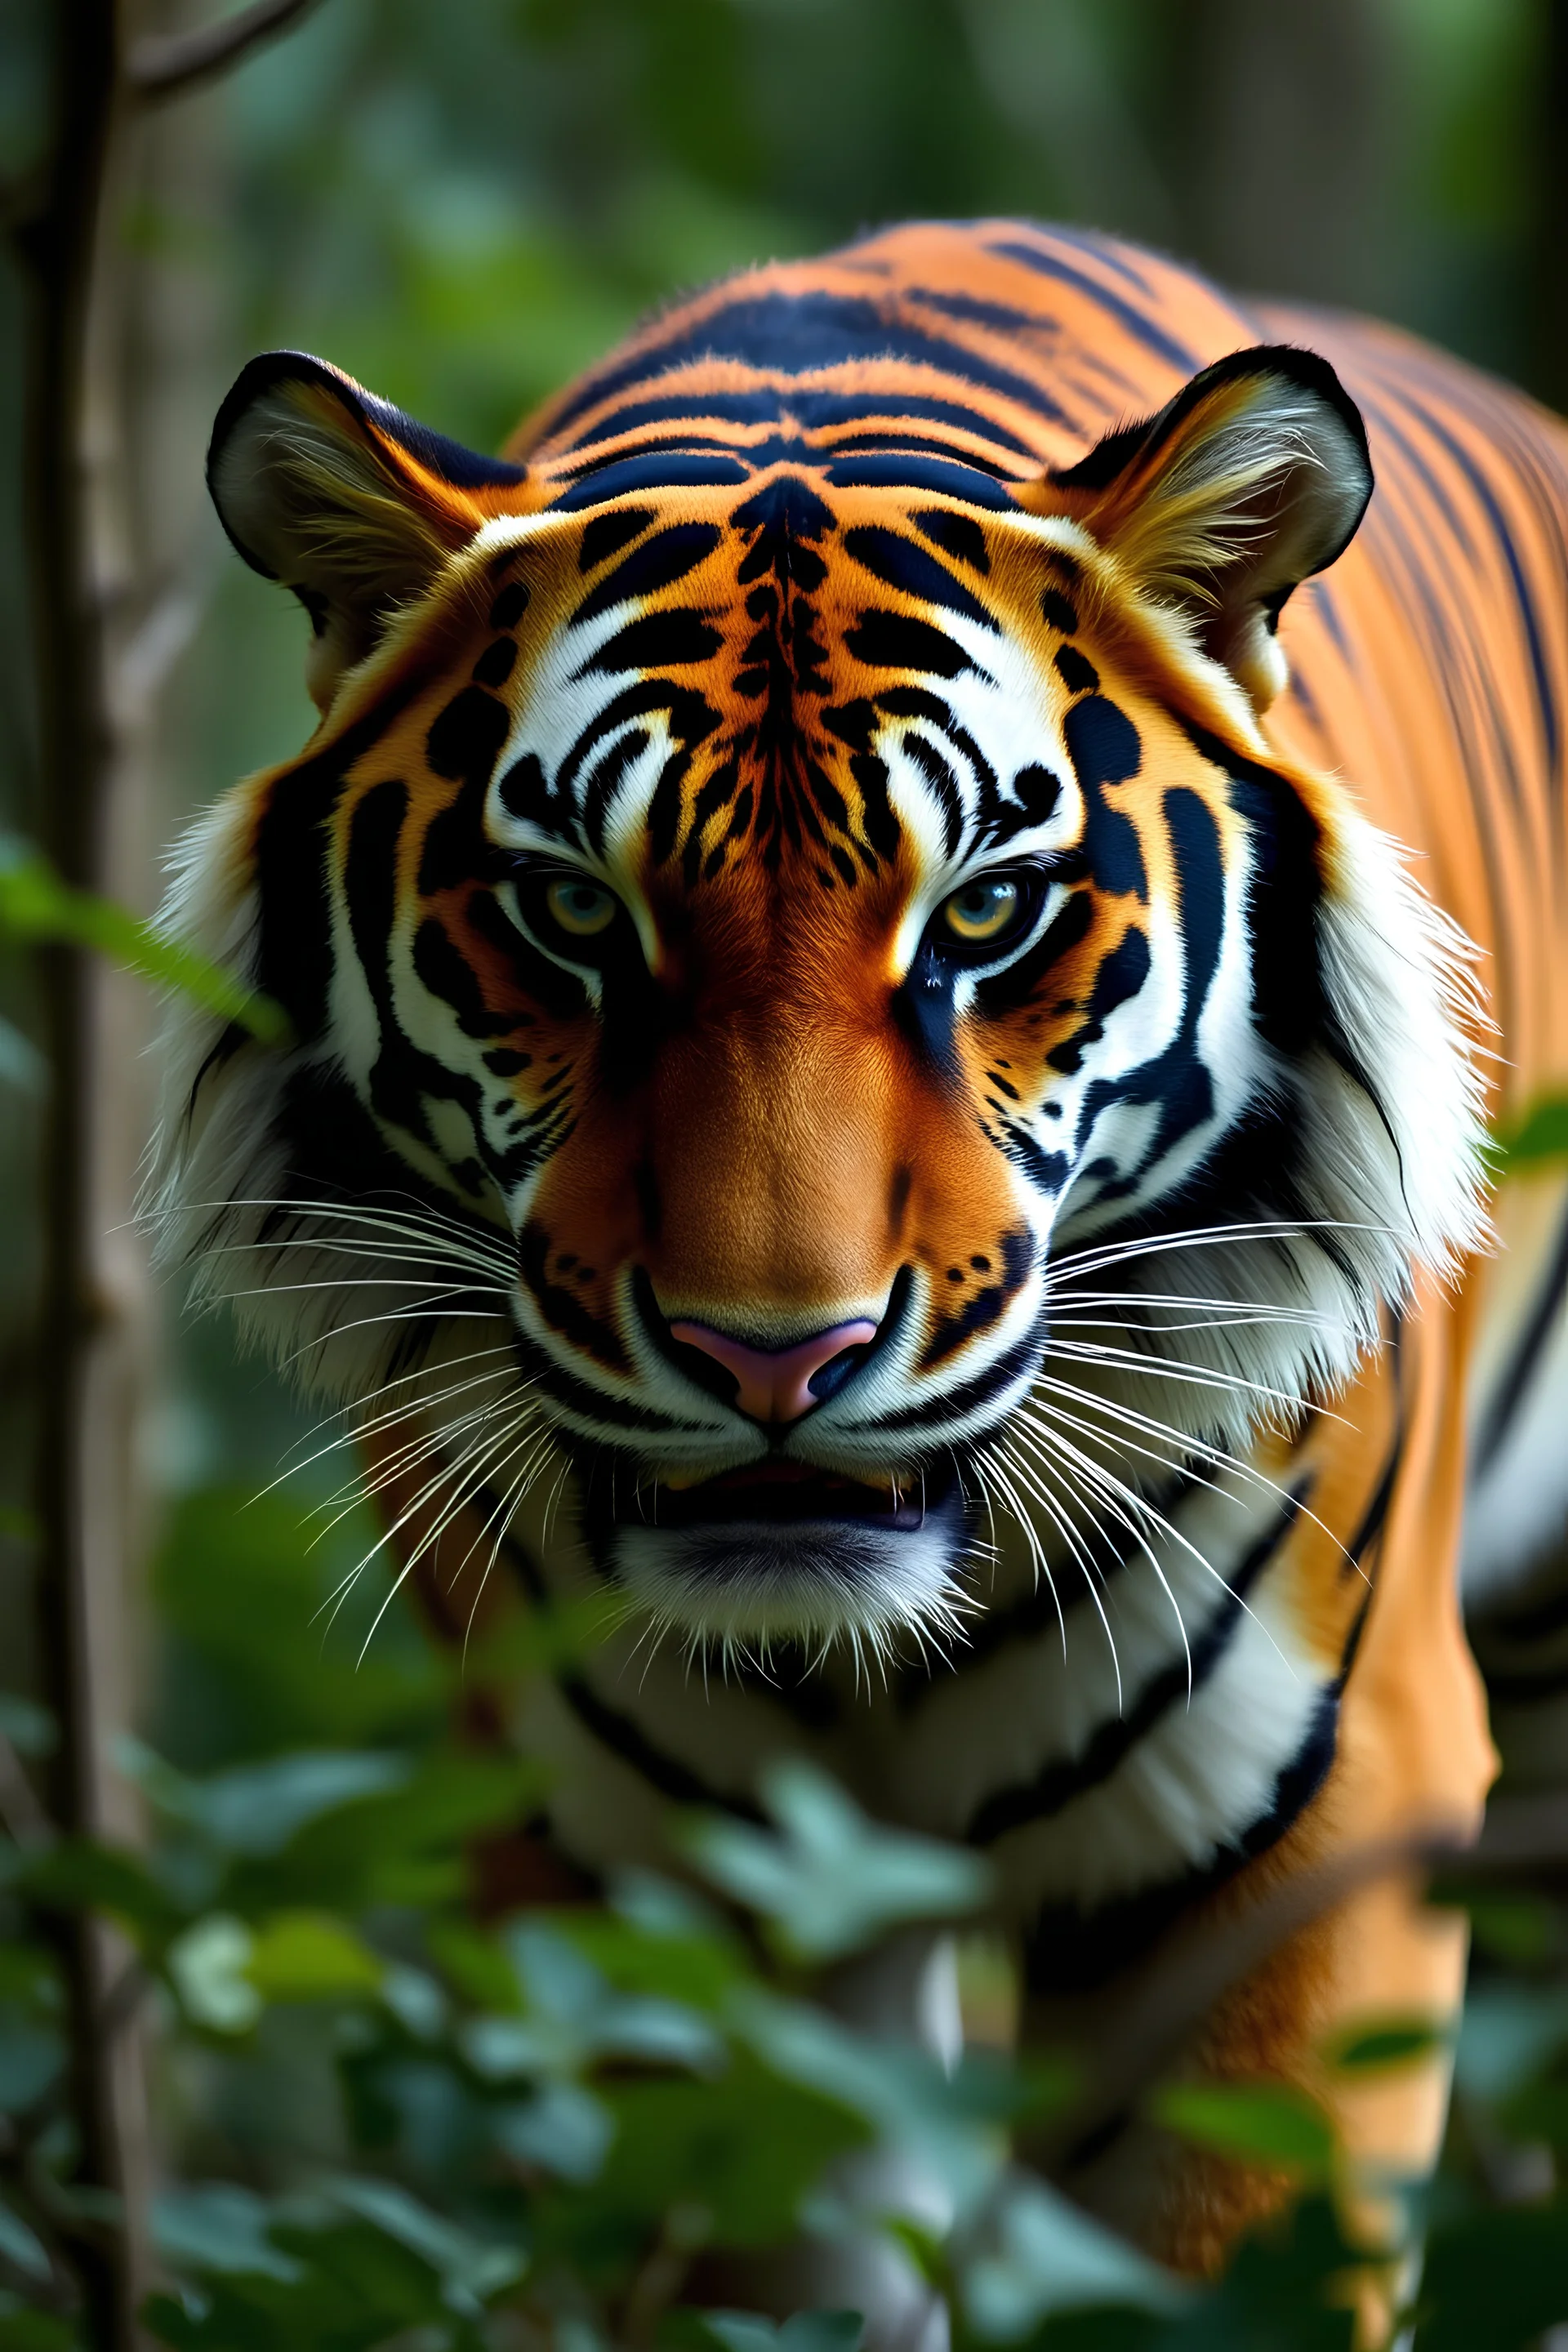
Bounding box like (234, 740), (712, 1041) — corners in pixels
(0, 1016), (43, 1094)
(1321, 2012), (1450, 2078)
(734, 1990), (1025, 2224)
(233, 1749), (549, 1913)
(0, 2011), (65, 2112)
(1454, 1984), (1568, 2102)
(0, 2200), (51, 2287)
(157, 2210), (452, 2349)
(0, 1946), (59, 2009)
(320, 2176), (523, 2312)
(0, 836), (285, 1043)
(427, 1918), (521, 2015)
(462, 1922), (722, 2078)
(461, 1593), (617, 1678)
(167, 1916), (261, 2034)
(1415, 2198), (1568, 2351)
(705, 2313), (864, 2352)
(17, 1836), (186, 1944)
(153, 2185), (302, 2282)
(244, 1913), (385, 2003)
(491, 2080), (613, 2181)
(553, 1908), (744, 2013)
(1158, 2194), (1365, 2350)
(1451, 1888), (1561, 1965)
(1149, 2081), (1336, 2181)
(122, 1740), (412, 1859)
(959, 2171), (1184, 2337)
(151, 1484), (445, 1759)
(0, 2305), (76, 2352)
(587, 2056), (866, 2248)
(0, 1696), (55, 1760)
(1491, 1094), (1568, 1173)
(682, 1759), (991, 1960)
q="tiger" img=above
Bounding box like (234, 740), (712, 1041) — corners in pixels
(151, 219), (1568, 2296)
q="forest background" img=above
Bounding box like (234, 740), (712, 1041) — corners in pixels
(4, 2), (1568, 2347)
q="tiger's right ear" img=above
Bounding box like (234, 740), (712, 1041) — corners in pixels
(1041, 345), (1373, 711)
(207, 353), (528, 710)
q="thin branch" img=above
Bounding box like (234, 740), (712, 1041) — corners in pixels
(23, 1), (145, 2338)
(127, 0), (324, 101)
(0, 1732), (53, 1851)
(618, 2204), (711, 2352)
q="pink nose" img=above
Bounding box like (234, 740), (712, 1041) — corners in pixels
(669, 1318), (879, 1424)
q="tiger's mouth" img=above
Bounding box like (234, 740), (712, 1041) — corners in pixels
(626, 1458), (947, 1533)
(577, 1451), (971, 1646)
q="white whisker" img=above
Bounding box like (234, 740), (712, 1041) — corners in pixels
(984, 1436), (1125, 1708)
(1011, 1417), (1296, 1685)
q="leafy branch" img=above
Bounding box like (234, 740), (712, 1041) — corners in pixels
(0, 838), (285, 1045)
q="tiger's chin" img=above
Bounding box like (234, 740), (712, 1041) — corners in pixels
(580, 1456), (974, 1654)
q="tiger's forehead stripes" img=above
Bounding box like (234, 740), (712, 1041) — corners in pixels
(473, 474), (1199, 916)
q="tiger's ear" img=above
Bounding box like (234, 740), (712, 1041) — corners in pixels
(207, 353), (527, 710)
(1047, 345), (1372, 710)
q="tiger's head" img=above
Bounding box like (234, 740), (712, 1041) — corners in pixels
(153, 343), (1486, 1662)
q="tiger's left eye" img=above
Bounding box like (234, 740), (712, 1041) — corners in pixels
(545, 877), (617, 938)
(940, 876), (1024, 947)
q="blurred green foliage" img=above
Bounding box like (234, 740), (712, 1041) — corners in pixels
(2, 1493), (1568, 2345)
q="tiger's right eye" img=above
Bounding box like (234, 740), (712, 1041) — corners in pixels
(544, 877), (617, 938)
(942, 876), (1022, 947)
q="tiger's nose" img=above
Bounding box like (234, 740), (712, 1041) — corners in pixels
(669, 1318), (879, 1425)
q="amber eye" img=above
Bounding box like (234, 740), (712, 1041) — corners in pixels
(544, 876), (617, 938)
(940, 875), (1025, 948)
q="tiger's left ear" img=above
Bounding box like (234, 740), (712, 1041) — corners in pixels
(1045, 345), (1373, 710)
(207, 352), (528, 710)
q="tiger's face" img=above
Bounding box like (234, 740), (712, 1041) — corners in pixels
(155, 345), (1484, 1659)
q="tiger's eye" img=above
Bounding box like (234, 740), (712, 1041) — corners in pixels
(942, 876), (1022, 946)
(545, 876), (617, 938)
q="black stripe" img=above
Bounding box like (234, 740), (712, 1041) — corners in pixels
(577, 610), (724, 677)
(825, 456), (1019, 507)
(555, 385), (1044, 465)
(1341, 1426), (1402, 1579)
(845, 609), (985, 682)
(896, 1470), (1204, 1703)
(1394, 384), (1559, 774)
(841, 523), (999, 630)
(488, 1511), (817, 1776)
(550, 452), (751, 506)
(801, 389), (1043, 457)
(965, 1482), (1307, 1846)
(573, 520), (722, 627)
(1031, 225), (1156, 296)
(557, 1674), (765, 1820)
(252, 686), (419, 1040)
(542, 291), (1075, 442)
(1022, 1682), (1342, 1996)
(986, 240), (1199, 373)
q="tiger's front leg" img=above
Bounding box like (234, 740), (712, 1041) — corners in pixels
(1025, 1294), (1492, 2315)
